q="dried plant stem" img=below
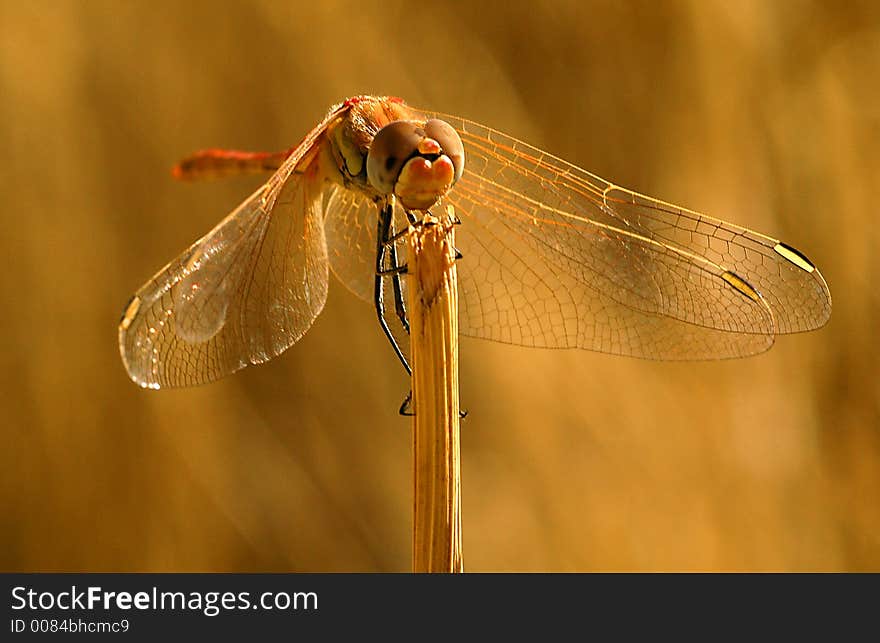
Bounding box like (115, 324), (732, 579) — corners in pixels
(408, 207), (463, 573)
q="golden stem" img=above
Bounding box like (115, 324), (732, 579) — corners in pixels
(408, 206), (463, 573)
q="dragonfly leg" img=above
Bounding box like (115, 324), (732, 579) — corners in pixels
(398, 390), (414, 416)
(385, 211), (415, 415)
(374, 202), (412, 377)
(377, 264), (408, 277)
(400, 392), (469, 419)
(382, 226), (411, 248)
(386, 222), (412, 335)
(395, 208), (469, 420)
(377, 205), (467, 419)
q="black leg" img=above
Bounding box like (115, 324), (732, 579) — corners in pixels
(387, 234), (411, 335)
(383, 226), (410, 247)
(398, 390), (414, 416)
(376, 264), (408, 277)
(386, 212), (412, 415)
(376, 206), (467, 419)
(374, 202), (412, 376)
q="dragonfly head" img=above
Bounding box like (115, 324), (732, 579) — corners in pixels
(366, 119), (464, 211)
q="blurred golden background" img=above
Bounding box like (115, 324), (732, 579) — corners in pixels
(1, 0), (877, 571)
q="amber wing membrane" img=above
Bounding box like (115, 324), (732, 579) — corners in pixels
(323, 185), (381, 303)
(400, 108), (831, 360)
(118, 103), (348, 388)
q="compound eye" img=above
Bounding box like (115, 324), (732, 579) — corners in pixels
(424, 119), (465, 184)
(367, 121), (424, 195)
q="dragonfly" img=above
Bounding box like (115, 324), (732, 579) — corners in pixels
(118, 95), (831, 391)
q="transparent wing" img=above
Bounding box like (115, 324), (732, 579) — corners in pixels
(324, 186), (412, 367)
(118, 107), (346, 388)
(323, 185), (378, 302)
(401, 109), (830, 360)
